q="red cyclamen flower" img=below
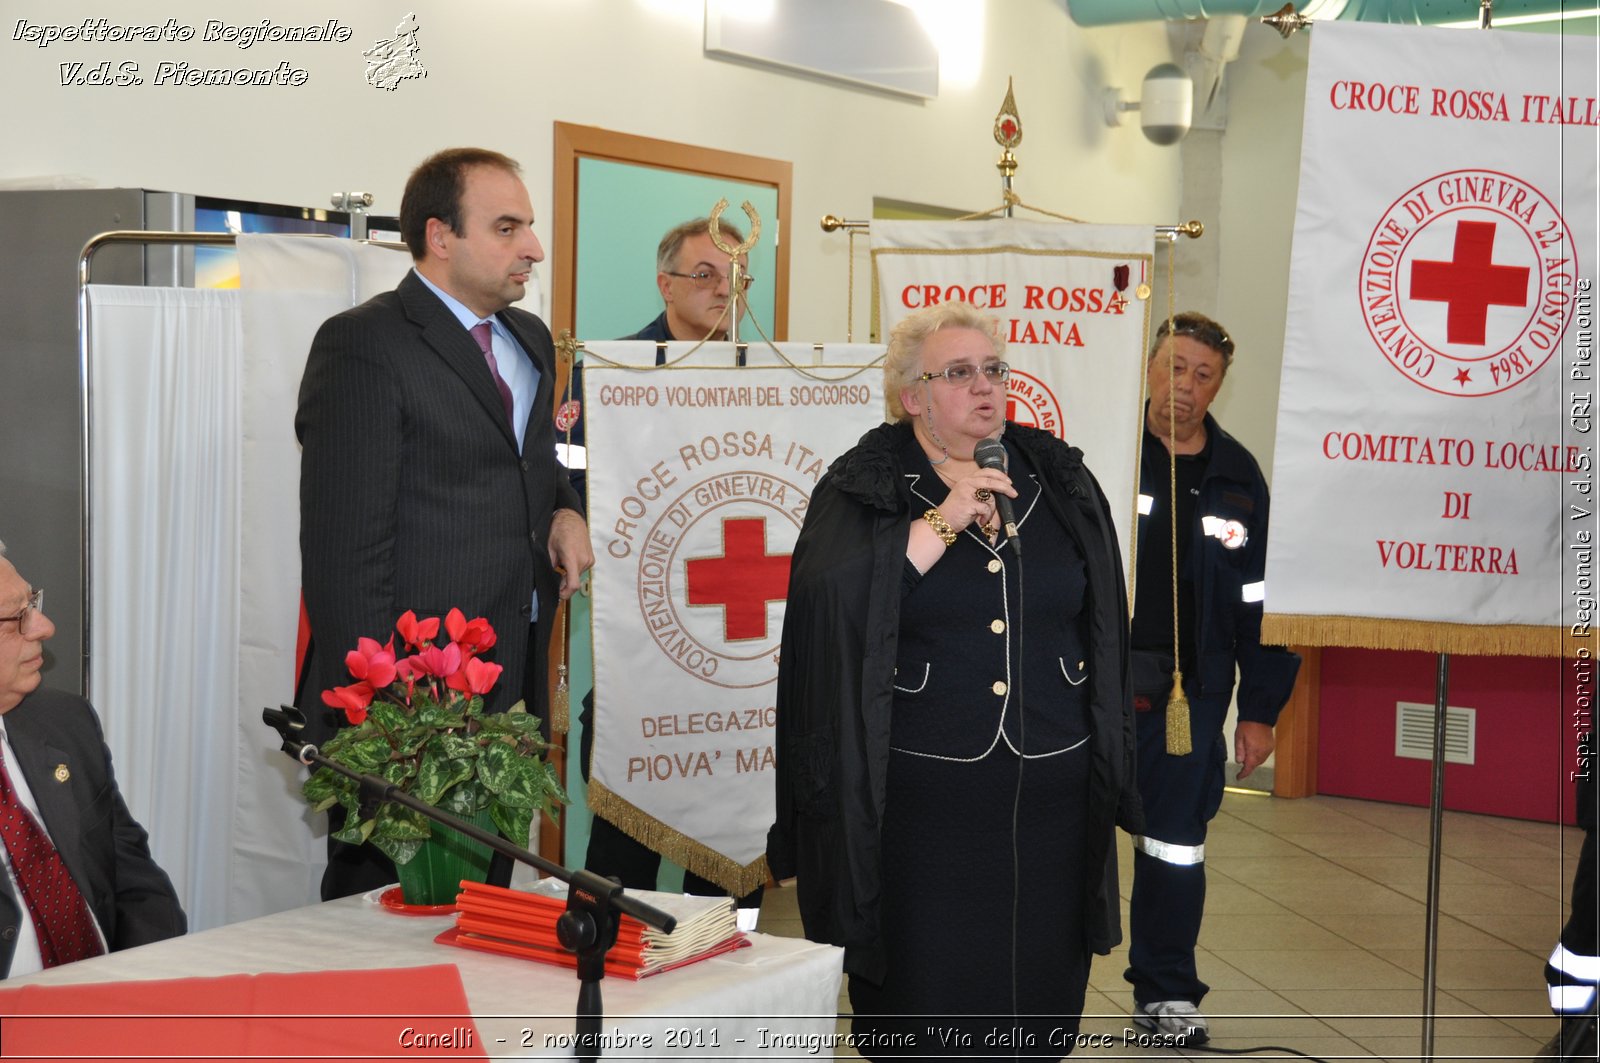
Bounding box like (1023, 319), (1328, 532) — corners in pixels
(446, 656), (503, 696)
(407, 641), (462, 679)
(344, 636), (397, 688)
(395, 610), (441, 649)
(444, 608), (498, 657)
(321, 681), (375, 725)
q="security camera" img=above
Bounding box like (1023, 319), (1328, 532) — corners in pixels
(1103, 63), (1194, 146)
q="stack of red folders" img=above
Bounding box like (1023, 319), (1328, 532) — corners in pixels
(436, 880), (749, 979)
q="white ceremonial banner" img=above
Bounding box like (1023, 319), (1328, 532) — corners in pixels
(1266, 22), (1596, 655)
(585, 350), (885, 893)
(872, 218), (1154, 586)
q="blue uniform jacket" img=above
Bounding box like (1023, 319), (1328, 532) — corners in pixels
(1137, 412), (1300, 725)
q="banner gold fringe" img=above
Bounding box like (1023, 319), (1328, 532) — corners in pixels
(586, 781), (769, 897)
(1261, 613), (1576, 658)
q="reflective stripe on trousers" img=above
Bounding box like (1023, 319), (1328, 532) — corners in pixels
(1134, 835), (1205, 866)
(1550, 983), (1598, 1013)
(1552, 943), (1600, 984)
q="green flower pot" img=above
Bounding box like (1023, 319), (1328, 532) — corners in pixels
(394, 811), (497, 907)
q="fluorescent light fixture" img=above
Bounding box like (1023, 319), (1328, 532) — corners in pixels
(1438, 9), (1599, 27)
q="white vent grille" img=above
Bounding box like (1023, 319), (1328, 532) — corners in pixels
(1394, 702), (1476, 765)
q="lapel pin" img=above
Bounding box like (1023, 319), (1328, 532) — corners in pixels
(54, 764), (70, 783)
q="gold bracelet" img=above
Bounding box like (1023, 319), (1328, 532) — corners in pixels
(922, 508), (958, 546)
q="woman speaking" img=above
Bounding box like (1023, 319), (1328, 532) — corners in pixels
(768, 301), (1142, 1059)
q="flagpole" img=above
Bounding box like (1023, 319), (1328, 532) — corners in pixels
(1420, 653), (1451, 1063)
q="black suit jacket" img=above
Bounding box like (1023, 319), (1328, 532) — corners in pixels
(0, 689), (186, 978)
(296, 271), (582, 746)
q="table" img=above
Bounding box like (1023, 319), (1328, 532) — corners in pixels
(1, 893), (844, 1060)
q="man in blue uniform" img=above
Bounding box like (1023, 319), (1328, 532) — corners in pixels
(1126, 313), (1301, 1041)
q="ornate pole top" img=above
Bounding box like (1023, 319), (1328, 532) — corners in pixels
(994, 76), (1023, 179)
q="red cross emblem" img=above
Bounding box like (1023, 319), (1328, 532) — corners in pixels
(1409, 220), (1530, 346)
(685, 517), (792, 642)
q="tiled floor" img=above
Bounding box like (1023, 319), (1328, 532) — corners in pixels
(758, 792), (1583, 1060)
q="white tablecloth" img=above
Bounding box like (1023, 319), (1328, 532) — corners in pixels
(4, 894), (844, 1060)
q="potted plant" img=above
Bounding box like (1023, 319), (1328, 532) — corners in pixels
(303, 608), (565, 905)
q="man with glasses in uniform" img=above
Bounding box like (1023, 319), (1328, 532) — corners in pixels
(558, 216), (753, 494)
(0, 540), (185, 978)
(1125, 313), (1301, 1042)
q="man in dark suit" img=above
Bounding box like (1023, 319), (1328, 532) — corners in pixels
(0, 541), (185, 978)
(297, 147), (593, 900)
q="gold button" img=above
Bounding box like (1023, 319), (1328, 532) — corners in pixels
(990, 620), (1005, 634)
(1079, 660), (1086, 670)
(992, 681), (1007, 696)
(987, 559), (1002, 573)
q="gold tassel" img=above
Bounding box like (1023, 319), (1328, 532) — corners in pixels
(552, 663), (570, 736)
(1165, 667), (1192, 756)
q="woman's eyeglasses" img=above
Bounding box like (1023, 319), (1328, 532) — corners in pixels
(917, 362), (1011, 386)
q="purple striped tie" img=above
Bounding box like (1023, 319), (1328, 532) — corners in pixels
(471, 322), (515, 427)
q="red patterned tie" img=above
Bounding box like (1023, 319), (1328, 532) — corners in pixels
(471, 322), (516, 427)
(0, 743), (105, 967)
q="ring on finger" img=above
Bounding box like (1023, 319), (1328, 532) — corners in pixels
(975, 488), (992, 502)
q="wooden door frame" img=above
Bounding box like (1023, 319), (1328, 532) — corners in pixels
(550, 122), (793, 340)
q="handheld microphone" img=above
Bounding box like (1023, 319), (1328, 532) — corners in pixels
(973, 437), (1020, 555)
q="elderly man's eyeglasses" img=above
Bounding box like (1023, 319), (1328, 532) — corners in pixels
(918, 361), (1011, 386)
(664, 269), (756, 292)
(0, 588), (42, 632)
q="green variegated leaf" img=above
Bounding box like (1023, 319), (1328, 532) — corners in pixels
(392, 730), (429, 757)
(381, 759), (415, 787)
(340, 736), (394, 774)
(438, 781), (483, 818)
(302, 768), (340, 804)
(414, 750), (473, 805)
(490, 803), (533, 849)
(368, 701), (409, 733)
(375, 802), (432, 842)
(428, 732), (477, 761)
(374, 834), (424, 866)
(475, 738), (519, 793)
(543, 761), (569, 807)
(486, 756), (540, 811)
(414, 702), (461, 729)
(331, 814), (372, 846)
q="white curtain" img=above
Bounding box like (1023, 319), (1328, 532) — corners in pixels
(86, 236), (412, 931)
(88, 286), (243, 932)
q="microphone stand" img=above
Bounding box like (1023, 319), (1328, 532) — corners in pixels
(264, 705), (675, 1063)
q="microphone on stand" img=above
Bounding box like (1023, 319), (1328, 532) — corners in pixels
(974, 437), (1020, 555)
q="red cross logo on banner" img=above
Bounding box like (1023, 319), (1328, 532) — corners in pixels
(685, 517), (792, 641)
(1409, 220), (1530, 346)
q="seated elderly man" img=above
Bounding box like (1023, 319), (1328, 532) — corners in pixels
(0, 538), (185, 978)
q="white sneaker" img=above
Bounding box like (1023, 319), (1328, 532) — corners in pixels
(1132, 999), (1211, 1044)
